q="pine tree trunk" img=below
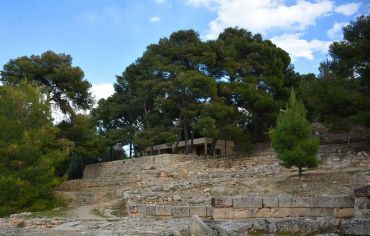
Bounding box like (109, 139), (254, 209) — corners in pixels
(184, 123), (189, 155)
(298, 167), (303, 177)
(224, 138), (227, 158)
(190, 131), (194, 154)
(208, 138), (218, 156)
(129, 141), (132, 158)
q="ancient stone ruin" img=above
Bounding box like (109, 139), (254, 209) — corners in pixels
(1, 142), (369, 235)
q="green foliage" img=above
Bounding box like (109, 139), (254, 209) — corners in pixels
(1, 51), (93, 114)
(300, 78), (370, 129)
(0, 82), (70, 217)
(306, 15), (370, 129)
(93, 27), (295, 156)
(326, 15), (370, 87)
(270, 90), (320, 176)
(57, 114), (107, 179)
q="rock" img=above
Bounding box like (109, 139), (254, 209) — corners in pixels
(152, 186), (163, 192)
(173, 195), (182, 201)
(60, 221), (81, 227)
(10, 218), (26, 227)
(302, 183), (307, 188)
(189, 215), (216, 236)
(354, 184), (370, 197)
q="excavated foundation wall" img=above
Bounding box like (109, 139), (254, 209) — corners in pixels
(126, 195), (356, 219)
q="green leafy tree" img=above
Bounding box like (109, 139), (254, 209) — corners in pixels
(57, 114), (106, 179)
(1, 51), (93, 114)
(0, 82), (70, 216)
(305, 15), (370, 129)
(325, 15), (370, 87)
(269, 90), (319, 176)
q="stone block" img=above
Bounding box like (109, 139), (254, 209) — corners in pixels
(137, 204), (146, 213)
(172, 206), (190, 218)
(263, 197), (278, 208)
(212, 208), (232, 219)
(256, 208), (272, 217)
(211, 197), (232, 208)
(288, 207), (336, 217)
(333, 196), (354, 208)
(233, 196), (262, 208)
(271, 208), (290, 217)
(291, 197), (312, 208)
(156, 205), (172, 216)
(137, 204), (157, 216)
(336, 208), (354, 218)
(145, 205), (157, 216)
(355, 197), (368, 210)
(231, 208), (256, 218)
(206, 207), (213, 217)
(190, 206), (207, 217)
(278, 196), (292, 207)
(341, 219), (370, 235)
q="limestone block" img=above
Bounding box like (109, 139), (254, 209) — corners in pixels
(212, 208), (232, 219)
(190, 206), (207, 217)
(333, 196), (355, 208)
(336, 208), (354, 218)
(256, 208), (272, 217)
(172, 206), (190, 218)
(263, 197), (278, 208)
(278, 196), (292, 207)
(145, 205), (157, 216)
(291, 197), (312, 208)
(231, 208), (257, 218)
(137, 204), (146, 213)
(206, 207), (213, 217)
(189, 215), (216, 236)
(288, 207), (336, 217)
(211, 197), (232, 208)
(341, 219), (370, 235)
(271, 208), (290, 217)
(233, 196), (262, 208)
(355, 197), (368, 210)
(156, 205), (172, 216)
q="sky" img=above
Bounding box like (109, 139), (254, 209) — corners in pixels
(0, 0), (369, 101)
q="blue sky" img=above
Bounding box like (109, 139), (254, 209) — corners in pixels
(0, 0), (368, 100)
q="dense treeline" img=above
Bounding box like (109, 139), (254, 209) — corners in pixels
(0, 15), (368, 216)
(92, 15), (370, 156)
(92, 28), (294, 156)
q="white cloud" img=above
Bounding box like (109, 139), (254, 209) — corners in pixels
(186, 0), (334, 39)
(155, 0), (166, 3)
(90, 83), (115, 103)
(335, 2), (360, 16)
(327, 22), (346, 39)
(270, 34), (331, 60)
(149, 16), (161, 23)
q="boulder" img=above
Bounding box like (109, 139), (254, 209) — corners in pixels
(189, 215), (216, 236)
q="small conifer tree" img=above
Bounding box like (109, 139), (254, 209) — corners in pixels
(270, 89), (319, 177)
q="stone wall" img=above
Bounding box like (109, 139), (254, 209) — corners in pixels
(127, 195), (355, 220)
(83, 142), (370, 179)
